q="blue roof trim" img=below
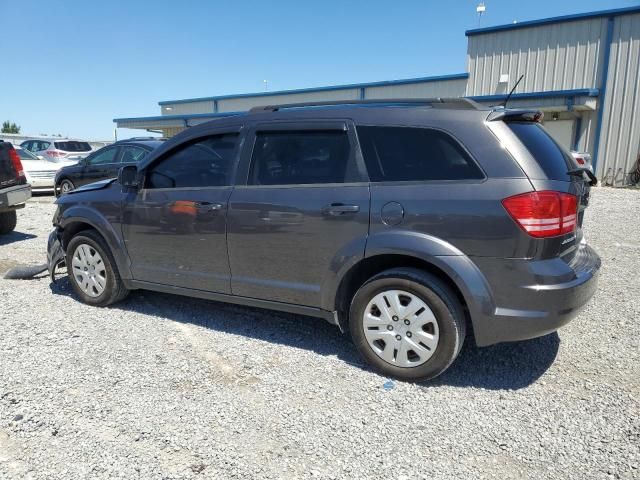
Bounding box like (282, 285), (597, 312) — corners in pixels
(469, 88), (599, 102)
(114, 112), (244, 123)
(157, 73), (469, 106)
(466, 5), (640, 36)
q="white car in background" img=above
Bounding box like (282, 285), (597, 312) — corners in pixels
(20, 139), (93, 163)
(570, 151), (594, 173)
(14, 145), (74, 192)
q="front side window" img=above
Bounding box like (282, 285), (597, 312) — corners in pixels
(357, 126), (484, 182)
(146, 134), (239, 189)
(87, 147), (119, 165)
(17, 148), (39, 161)
(249, 130), (353, 185)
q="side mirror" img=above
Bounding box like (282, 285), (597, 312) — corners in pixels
(118, 165), (140, 189)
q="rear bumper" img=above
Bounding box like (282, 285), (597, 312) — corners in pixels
(471, 243), (601, 346)
(0, 184), (32, 212)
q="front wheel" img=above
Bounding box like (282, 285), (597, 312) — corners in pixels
(349, 268), (466, 382)
(66, 230), (129, 306)
(58, 179), (75, 196)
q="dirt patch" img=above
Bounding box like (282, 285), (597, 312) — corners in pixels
(0, 258), (20, 274)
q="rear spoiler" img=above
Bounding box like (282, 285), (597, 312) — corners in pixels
(486, 109), (543, 123)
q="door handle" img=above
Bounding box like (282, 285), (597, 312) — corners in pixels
(196, 202), (224, 212)
(321, 203), (360, 216)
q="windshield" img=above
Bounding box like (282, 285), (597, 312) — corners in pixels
(15, 147), (40, 161)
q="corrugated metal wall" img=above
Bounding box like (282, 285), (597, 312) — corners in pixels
(162, 101), (215, 115)
(216, 89), (361, 112)
(597, 13), (640, 185)
(576, 110), (599, 155)
(162, 127), (186, 137)
(466, 18), (607, 96)
(364, 78), (466, 98)
(118, 118), (184, 129)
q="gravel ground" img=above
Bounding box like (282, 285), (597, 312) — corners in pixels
(0, 189), (638, 480)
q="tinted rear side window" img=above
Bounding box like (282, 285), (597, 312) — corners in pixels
(357, 126), (484, 182)
(249, 130), (354, 185)
(507, 123), (572, 181)
(54, 141), (92, 152)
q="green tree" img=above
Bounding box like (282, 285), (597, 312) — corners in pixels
(1, 121), (20, 134)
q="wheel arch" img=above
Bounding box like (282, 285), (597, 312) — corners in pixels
(55, 176), (72, 196)
(329, 232), (496, 342)
(58, 207), (132, 280)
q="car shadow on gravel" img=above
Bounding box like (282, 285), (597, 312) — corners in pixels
(0, 231), (36, 246)
(427, 333), (559, 390)
(49, 278), (559, 390)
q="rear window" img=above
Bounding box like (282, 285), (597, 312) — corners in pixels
(507, 123), (572, 181)
(54, 141), (92, 152)
(357, 126), (484, 182)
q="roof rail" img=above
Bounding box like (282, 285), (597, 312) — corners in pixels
(117, 136), (167, 142)
(249, 98), (481, 113)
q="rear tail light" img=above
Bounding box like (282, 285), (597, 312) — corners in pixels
(8, 148), (25, 179)
(46, 150), (65, 157)
(502, 191), (578, 238)
(574, 157), (586, 165)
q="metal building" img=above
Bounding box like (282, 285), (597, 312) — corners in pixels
(114, 5), (640, 186)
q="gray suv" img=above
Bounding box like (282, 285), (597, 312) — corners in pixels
(47, 99), (600, 381)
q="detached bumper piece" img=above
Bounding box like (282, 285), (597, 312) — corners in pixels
(47, 229), (66, 282)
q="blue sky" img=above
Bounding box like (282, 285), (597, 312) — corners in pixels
(2, 0), (637, 139)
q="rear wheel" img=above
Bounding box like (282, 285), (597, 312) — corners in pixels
(349, 268), (466, 382)
(0, 211), (17, 235)
(59, 179), (75, 195)
(66, 230), (129, 306)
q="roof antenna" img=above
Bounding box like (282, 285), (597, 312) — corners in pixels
(502, 74), (524, 108)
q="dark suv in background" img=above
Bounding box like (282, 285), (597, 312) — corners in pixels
(54, 138), (165, 195)
(0, 141), (31, 234)
(47, 99), (600, 381)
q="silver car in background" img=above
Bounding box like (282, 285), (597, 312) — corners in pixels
(570, 151), (593, 173)
(20, 139), (93, 163)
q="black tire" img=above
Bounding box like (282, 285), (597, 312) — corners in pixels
(349, 268), (466, 382)
(0, 211), (17, 235)
(66, 229), (129, 306)
(58, 179), (75, 196)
